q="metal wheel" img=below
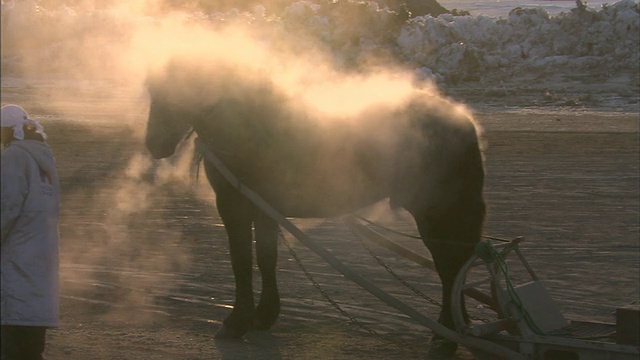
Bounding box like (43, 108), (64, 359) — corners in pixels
(451, 240), (525, 339)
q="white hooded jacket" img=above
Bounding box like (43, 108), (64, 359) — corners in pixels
(1, 139), (60, 327)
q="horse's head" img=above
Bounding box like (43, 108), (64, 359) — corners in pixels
(144, 57), (272, 159)
(144, 79), (194, 159)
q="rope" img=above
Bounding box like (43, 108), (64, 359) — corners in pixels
(475, 241), (546, 335)
(193, 138), (529, 360)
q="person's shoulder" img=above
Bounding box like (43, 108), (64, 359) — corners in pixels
(1, 143), (32, 162)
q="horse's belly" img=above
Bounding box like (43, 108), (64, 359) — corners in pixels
(254, 176), (390, 218)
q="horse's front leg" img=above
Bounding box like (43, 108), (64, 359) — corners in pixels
(253, 213), (280, 330)
(215, 194), (256, 339)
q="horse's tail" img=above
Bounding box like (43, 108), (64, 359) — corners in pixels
(392, 107), (486, 335)
(393, 112), (486, 245)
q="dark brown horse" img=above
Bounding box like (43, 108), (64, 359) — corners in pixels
(145, 58), (485, 358)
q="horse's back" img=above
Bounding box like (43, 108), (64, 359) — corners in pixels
(202, 91), (483, 219)
(388, 97), (484, 215)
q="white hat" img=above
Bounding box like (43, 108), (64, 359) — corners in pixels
(1, 104), (47, 140)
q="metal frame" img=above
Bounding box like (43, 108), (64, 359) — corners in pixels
(450, 239), (639, 360)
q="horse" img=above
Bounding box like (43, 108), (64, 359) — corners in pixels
(144, 58), (486, 358)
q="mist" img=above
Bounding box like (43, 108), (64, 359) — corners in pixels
(1, 0), (475, 322)
(1, 1), (432, 113)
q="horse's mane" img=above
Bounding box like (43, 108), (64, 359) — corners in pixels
(148, 55), (482, 152)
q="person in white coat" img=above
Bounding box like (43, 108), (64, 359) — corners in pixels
(1, 104), (61, 360)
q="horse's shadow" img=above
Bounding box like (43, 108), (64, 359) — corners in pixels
(215, 331), (283, 360)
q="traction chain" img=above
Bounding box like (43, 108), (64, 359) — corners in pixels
(349, 227), (442, 308)
(281, 219), (490, 336)
(279, 231), (379, 335)
(352, 228), (489, 323)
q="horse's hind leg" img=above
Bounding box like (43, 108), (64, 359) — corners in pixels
(411, 198), (484, 358)
(403, 123), (486, 357)
(253, 213), (281, 330)
(412, 178), (485, 359)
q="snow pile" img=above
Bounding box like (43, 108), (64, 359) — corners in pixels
(1, 0), (638, 108)
(272, 0), (639, 87)
(397, 1), (639, 83)
(277, 0), (639, 107)
(279, 1), (405, 68)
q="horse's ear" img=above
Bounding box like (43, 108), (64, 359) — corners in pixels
(146, 59), (176, 93)
(145, 72), (157, 94)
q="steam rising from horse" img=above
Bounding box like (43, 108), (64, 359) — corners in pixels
(145, 58), (485, 357)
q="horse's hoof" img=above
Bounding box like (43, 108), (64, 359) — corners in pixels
(426, 338), (458, 359)
(253, 302), (280, 331)
(215, 324), (248, 339)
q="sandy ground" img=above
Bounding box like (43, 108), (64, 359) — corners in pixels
(2, 89), (638, 359)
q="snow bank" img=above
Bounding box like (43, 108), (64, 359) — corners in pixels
(1, 0), (638, 108)
(275, 0), (639, 85)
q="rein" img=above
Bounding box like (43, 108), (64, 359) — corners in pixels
(192, 136), (526, 360)
(184, 128), (196, 141)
